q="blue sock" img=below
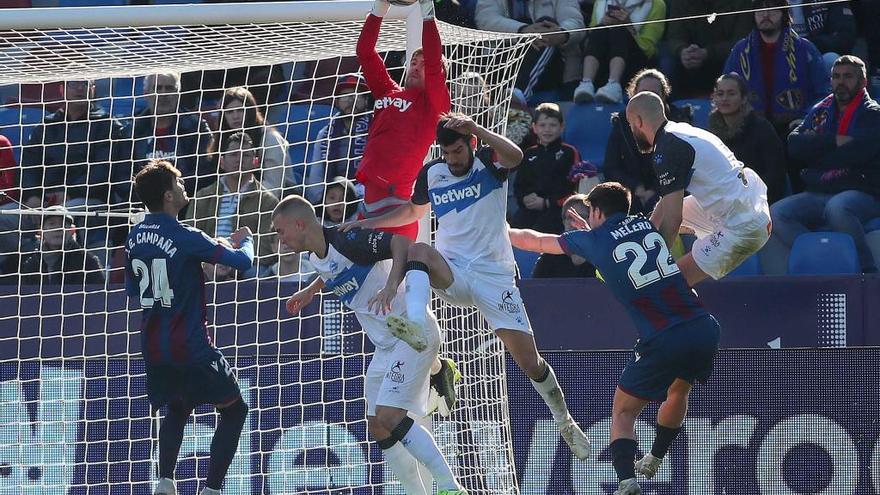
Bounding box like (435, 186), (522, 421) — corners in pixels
(610, 438), (638, 481)
(206, 399), (248, 490)
(158, 402), (191, 480)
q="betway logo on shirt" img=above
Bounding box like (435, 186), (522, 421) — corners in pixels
(432, 183), (481, 205)
(374, 96), (413, 112)
(331, 278), (360, 299)
(323, 263), (372, 303)
(430, 166), (503, 218)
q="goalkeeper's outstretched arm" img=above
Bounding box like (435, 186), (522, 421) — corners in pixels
(508, 228), (566, 255)
(421, 15), (451, 114)
(357, 0), (399, 99)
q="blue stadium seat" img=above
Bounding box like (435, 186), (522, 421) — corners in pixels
(674, 98), (712, 129)
(563, 103), (624, 170)
(725, 253), (762, 278)
(95, 76), (147, 117)
(788, 232), (859, 275)
(280, 103), (336, 165)
(864, 217), (880, 233)
(513, 247), (541, 279)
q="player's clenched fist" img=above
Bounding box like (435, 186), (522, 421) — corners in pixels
(230, 226), (253, 248)
(286, 288), (316, 315)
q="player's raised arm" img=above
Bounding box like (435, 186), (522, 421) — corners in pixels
(444, 114), (523, 167)
(357, 0), (400, 99)
(419, 2), (452, 114)
(508, 228), (566, 255)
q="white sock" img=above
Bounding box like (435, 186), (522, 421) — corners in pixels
(383, 443), (430, 495)
(402, 423), (460, 491)
(405, 268), (431, 327)
(530, 364), (569, 422)
(414, 415), (436, 494)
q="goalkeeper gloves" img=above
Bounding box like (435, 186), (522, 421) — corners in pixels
(371, 0), (390, 17)
(419, 0), (436, 19)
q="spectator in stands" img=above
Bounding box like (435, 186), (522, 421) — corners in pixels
(21, 79), (128, 208)
(709, 72), (787, 204)
(453, 71), (500, 125)
(318, 176), (360, 227)
(122, 72), (213, 200)
(305, 74), (372, 203)
(789, 1), (857, 73)
(532, 194), (597, 278)
(0, 206), (104, 286)
(574, 0), (666, 104)
(0, 135), (17, 208)
(771, 56), (880, 273)
(185, 132), (279, 274)
(663, 0), (753, 98)
(263, 239), (316, 283)
(724, 0), (829, 137)
(475, 0), (585, 100)
(0, 134), (30, 264)
(216, 86), (292, 199)
(435, 0), (477, 28)
(511, 103), (578, 233)
(604, 69), (692, 215)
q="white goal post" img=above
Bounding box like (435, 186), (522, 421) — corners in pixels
(0, 2), (534, 495)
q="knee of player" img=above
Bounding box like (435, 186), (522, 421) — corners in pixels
(407, 242), (433, 263)
(219, 398), (249, 425)
(367, 416), (392, 440)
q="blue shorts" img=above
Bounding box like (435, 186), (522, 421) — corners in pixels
(146, 352), (241, 410)
(618, 314), (721, 402)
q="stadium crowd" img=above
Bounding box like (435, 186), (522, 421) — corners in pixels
(1, 0), (880, 284)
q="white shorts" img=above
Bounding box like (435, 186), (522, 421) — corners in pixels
(434, 254), (532, 334)
(364, 316), (440, 418)
(683, 195), (772, 280)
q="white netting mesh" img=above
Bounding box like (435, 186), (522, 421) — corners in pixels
(0, 7), (532, 495)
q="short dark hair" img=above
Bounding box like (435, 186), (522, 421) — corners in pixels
(626, 68), (671, 101)
(221, 130), (253, 152)
(135, 159), (181, 212)
(832, 55), (867, 81)
(436, 112), (472, 146)
(534, 102), (563, 124)
(586, 182), (631, 217)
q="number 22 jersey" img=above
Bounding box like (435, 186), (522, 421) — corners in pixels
(559, 213), (707, 342)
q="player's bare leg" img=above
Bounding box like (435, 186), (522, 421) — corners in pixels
(610, 387), (650, 495)
(496, 329), (592, 461)
(676, 253), (710, 287)
(636, 379), (691, 480)
(200, 397), (249, 495)
(369, 405), (465, 494)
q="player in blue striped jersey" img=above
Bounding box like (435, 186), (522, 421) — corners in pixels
(125, 160), (255, 495)
(510, 182), (721, 495)
(273, 195), (466, 495)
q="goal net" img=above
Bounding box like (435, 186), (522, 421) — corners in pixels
(0, 2), (533, 494)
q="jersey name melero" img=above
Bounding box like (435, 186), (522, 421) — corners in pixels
(414, 146), (516, 273)
(654, 121), (767, 225)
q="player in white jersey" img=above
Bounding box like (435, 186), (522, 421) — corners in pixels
(626, 92), (772, 285)
(272, 196), (466, 495)
(343, 113), (592, 461)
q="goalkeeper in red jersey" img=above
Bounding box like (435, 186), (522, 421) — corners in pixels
(355, 0), (452, 240)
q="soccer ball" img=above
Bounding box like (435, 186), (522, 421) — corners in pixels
(388, 0), (418, 5)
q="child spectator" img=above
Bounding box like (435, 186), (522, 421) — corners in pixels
(511, 103), (578, 233)
(575, 0), (667, 104)
(318, 176), (360, 227)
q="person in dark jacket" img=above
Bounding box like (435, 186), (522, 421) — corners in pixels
(789, 1), (857, 72)
(532, 194), (596, 278)
(604, 69), (692, 215)
(114, 72), (213, 202)
(511, 103), (578, 233)
(723, 0), (829, 137)
(771, 56), (880, 273)
(1, 206), (104, 285)
(708, 72), (787, 204)
(663, 0), (754, 98)
(20, 79), (129, 208)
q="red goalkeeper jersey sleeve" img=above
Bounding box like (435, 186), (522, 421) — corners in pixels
(355, 15), (451, 202)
